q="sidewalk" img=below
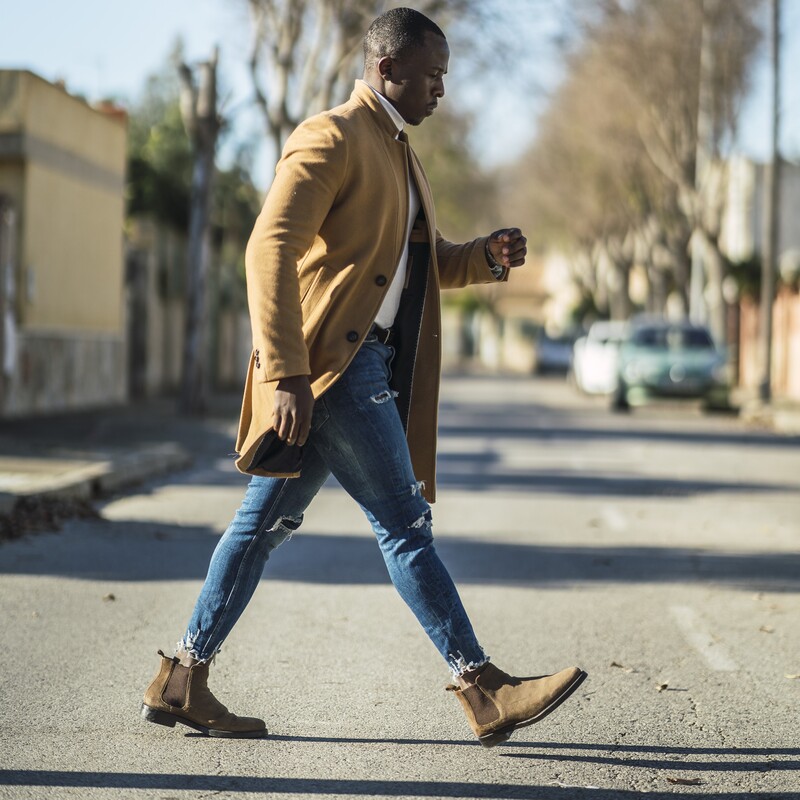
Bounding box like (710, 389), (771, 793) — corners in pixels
(0, 394), (242, 539)
(732, 388), (800, 435)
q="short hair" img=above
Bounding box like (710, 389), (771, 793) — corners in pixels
(363, 7), (446, 71)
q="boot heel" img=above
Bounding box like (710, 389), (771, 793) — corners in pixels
(141, 704), (177, 728)
(479, 729), (513, 748)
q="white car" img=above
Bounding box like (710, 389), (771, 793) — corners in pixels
(571, 321), (627, 395)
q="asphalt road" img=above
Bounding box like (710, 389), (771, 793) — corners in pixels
(1, 374), (799, 799)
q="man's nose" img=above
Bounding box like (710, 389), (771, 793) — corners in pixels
(434, 77), (445, 98)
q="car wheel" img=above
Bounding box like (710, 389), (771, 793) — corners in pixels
(611, 382), (630, 412)
(701, 395), (736, 415)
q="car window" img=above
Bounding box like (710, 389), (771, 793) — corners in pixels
(633, 328), (665, 347)
(632, 327), (714, 349)
(683, 329), (714, 348)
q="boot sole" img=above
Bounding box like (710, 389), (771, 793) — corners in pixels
(478, 669), (588, 748)
(140, 703), (268, 739)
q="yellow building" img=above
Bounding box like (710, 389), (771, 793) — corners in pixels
(0, 70), (127, 414)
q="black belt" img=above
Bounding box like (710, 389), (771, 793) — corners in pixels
(370, 323), (394, 345)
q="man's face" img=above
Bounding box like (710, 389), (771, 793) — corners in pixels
(383, 31), (449, 125)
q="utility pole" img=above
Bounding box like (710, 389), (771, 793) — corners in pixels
(758, 0), (781, 403)
(689, 0), (716, 327)
(0, 197), (13, 412)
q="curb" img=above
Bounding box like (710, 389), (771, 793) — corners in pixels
(738, 401), (800, 435)
(0, 443), (193, 514)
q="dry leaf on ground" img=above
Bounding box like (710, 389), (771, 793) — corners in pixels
(610, 661), (636, 673)
(667, 777), (703, 786)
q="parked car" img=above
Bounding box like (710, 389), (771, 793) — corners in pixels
(571, 321), (627, 395)
(612, 321), (731, 411)
(532, 329), (579, 374)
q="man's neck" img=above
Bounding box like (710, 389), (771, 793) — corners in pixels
(361, 79), (405, 134)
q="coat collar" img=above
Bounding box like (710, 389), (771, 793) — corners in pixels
(350, 80), (401, 139)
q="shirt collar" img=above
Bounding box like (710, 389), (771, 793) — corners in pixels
(360, 79), (405, 137)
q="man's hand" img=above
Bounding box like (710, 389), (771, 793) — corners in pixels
(273, 375), (314, 447)
(488, 228), (527, 269)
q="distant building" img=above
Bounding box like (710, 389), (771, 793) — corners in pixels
(0, 70), (127, 414)
(722, 155), (800, 401)
(722, 155), (800, 264)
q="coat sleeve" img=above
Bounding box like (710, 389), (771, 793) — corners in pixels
(435, 231), (509, 290)
(245, 114), (349, 382)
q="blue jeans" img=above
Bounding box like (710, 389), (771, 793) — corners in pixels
(181, 335), (487, 675)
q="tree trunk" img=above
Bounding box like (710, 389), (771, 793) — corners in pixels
(0, 196), (16, 412)
(701, 230), (727, 344)
(759, 0), (781, 402)
(181, 148), (215, 414)
(178, 50), (220, 415)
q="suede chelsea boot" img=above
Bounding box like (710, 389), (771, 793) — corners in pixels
(447, 662), (587, 747)
(141, 650), (267, 738)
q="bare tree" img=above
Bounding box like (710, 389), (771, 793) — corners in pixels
(512, 0), (762, 331)
(595, 0), (762, 339)
(513, 34), (682, 321)
(244, 0), (538, 162)
(178, 48), (222, 414)
(246, 0), (444, 158)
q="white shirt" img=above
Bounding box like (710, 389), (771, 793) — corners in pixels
(363, 81), (420, 329)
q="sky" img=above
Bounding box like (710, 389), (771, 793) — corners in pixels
(1, 0), (799, 189)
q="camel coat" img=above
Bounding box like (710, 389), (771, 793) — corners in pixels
(235, 80), (506, 502)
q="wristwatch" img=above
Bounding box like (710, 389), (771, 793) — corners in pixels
(485, 240), (506, 279)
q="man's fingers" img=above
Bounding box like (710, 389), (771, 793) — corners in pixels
(274, 409), (290, 441)
(489, 229), (526, 266)
(492, 241), (527, 267)
(275, 409), (311, 446)
(296, 400), (314, 445)
(491, 227), (522, 244)
(501, 238), (527, 256)
(286, 413), (300, 446)
(297, 418), (312, 448)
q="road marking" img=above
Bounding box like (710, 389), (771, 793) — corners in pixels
(669, 605), (738, 672)
(601, 505), (629, 532)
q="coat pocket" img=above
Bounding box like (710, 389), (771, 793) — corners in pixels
(300, 263), (349, 344)
(299, 264), (328, 305)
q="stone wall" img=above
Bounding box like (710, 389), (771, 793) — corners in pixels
(3, 330), (126, 415)
(738, 289), (800, 401)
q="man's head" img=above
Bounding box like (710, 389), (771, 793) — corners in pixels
(363, 7), (449, 126)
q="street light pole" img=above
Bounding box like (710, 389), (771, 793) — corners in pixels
(689, 0), (716, 327)
(758, 0), (781, 403)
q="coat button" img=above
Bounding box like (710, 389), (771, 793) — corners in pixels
(346, 331), (359, 343)
(375, 275), (387, 286)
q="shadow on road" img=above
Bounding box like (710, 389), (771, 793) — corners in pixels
(1, 767), (797, 798)
(439, 414), (800, 452)
(2, 516), (799, 592)
(435, 453), (796, 495)
(173, 462), (797, 498)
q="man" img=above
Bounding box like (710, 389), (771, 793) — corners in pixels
(142, 7), (586, 748)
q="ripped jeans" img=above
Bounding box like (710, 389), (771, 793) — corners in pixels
(181, 334), (487, 676)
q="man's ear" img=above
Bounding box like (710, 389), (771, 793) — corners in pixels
(377, 55), (393, 82)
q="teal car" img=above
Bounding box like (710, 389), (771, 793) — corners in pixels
(612, 322), (731, 411)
